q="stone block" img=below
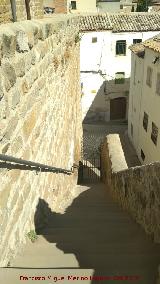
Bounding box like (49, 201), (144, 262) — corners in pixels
(2, 61), (16, 88)
(16, 30), (29, 53)
(2, 142), (10, 154)
(0, 183), (12, 209)
(11, 136), (23, 154)
(23, 110), (37, 140)
(4, 116), (18, 140)
(9, 169), (21, 183)
(13, 57), (25, 77)
(1, 29), (16, 58)
(12, 88), (20, 109)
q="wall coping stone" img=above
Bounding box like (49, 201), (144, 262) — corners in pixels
(107, 134), (128, 173)
(0, 15), (80, 59)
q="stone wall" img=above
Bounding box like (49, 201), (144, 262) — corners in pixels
(0, 0), (44, 24)
(30, 0), (44, 19)
(101, 134), (160, 283)
(101, 134), (160, 243)
(0, 15), (82, 266)
(0, 0), (12, 24)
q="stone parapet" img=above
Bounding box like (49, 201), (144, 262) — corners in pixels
(0, 15), (82, 266)
(101, 134), (160, 283)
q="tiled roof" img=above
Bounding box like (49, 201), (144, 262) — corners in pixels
(79, 13), (160, 32)
(80, 14), (112, 32)
(129, 43), (145, 57)
(143, 34), (160, 52)
(129, 34), (160, 55)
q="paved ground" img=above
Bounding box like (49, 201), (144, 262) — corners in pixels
(2, 183), (160, 284)
(83, 122), (140, 167)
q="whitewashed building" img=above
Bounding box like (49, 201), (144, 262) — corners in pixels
(97, 0), (137, 13)
(128, 34), (160, 163)
(69, 0), (97, 13)
(80, 13), (160, 122)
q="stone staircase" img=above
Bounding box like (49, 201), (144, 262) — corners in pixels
(1, 183), (160, 284)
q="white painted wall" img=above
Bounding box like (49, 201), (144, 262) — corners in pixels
(80, 30), (159, 122)
(129, 48), (160, 164)
(70, 0), (97, 13)
(97, 1), (120, 12)
(128, 53), (144, 152)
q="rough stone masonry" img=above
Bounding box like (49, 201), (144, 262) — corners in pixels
(0, 0), (43, 24)
(0, 15), (82, 266)
(101, 134), (160, 283)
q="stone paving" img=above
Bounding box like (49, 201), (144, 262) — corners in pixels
(83, 121), (140, 167)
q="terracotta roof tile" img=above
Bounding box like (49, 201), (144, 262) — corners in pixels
(80, 14), (112, 31)
(143, 34), (160, 52)
(129, 34), (160, 54)
(129, 43), (145, 57)
(79, 13), (160, 32)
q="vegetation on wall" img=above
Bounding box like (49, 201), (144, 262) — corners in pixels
(136, 0), (152, 11)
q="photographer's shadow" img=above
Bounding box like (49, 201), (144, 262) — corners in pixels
(34, 183), (160, 284)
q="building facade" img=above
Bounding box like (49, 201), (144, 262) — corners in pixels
(80, 14), (160, 122)
(69, 0), (97, 13)
(128, 35), (160, 164)
(97, 0), (137, 13)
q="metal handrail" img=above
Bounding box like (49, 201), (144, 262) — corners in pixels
(0, 154), (74, 175)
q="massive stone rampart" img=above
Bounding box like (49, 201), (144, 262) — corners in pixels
(0, 15), (82, 266)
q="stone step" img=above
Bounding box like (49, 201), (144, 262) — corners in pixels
(13, 236), (160, 254)
(12, 248), (160, 269)
(38, 227), (148, 241)
(45, 219), (140, 228)
(9, 183), (160, 284)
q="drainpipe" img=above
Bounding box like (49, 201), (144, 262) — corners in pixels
(10, 0), (17, 22)
(25, 0), (31, 20)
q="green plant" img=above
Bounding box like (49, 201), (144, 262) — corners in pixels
(27, 230), (38, 243)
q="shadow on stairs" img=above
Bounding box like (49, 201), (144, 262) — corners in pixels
(4, 183), (160, 284)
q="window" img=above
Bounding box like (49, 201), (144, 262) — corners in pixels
(71, 1), (76, 9)
(141, 149), (145, 161)
(115, 72), (125, 84)
(133, 39), (142, 44)
(151, 122), (158, 145)
(116, 40), (126, 56)
(156, 73), (160, 95)
(146, 66), (152, 87)
(134, 60), (136, 85)
(120, 4), (123, 9)
(92, 37), (97, 43)
(131, 123), (133, 137)
(143, 112), (148, 132)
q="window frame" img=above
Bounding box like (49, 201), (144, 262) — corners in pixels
(133, 39), (142, 44)
(92, 37), (97, 43)
(116, 40), (126, 56)
(146, 66), (153, 87)
(131, 123), (133, 137)
(71, 1), (77, 10)
(151, 122), (158, 146)
(141, 149), (145, 161)
(143, 112), (148, 132)
(156, 72), (160, 95)
(115, 72), (125, 84)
